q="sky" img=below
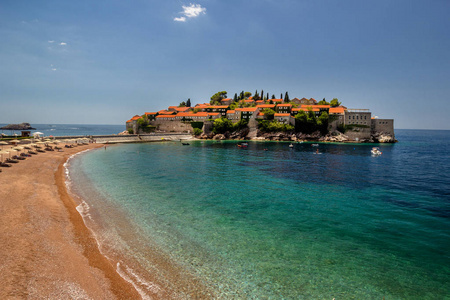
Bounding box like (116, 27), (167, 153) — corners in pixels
(0, 0), (449, 129)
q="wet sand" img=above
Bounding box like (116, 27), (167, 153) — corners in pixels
(0, 144), (141, 299)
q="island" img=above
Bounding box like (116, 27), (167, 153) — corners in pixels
(125, 91), (396, 143)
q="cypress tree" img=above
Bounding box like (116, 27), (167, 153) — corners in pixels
(271, 94), (275, 99)
(261, 89), (264, 101)
(234, 93), (238, 102)
(284, 92), (290, 103)
(186, 98), (191, 107)
(266, 93), (269, 100)
(280, 93), (283, 99)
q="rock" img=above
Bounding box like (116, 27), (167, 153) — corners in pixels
(118, 131), (129, 135)
(213, 134), (226, 140)
(371, 132), (397, 143)
(0, 122), (36, 130)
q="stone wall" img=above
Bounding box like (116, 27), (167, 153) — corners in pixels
(371, 119), (394, 135)
(344, 111), (372, 126)
(150, 120), (193, 133)
(343, 126), (372, 141)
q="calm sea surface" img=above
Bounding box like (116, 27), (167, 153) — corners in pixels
(0, 123), (124, 136)
(67, 129), (450, 299)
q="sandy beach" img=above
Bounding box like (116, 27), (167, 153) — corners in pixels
(0, 144), (141, 299)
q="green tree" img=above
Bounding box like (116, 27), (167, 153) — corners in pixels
(179, 101), (186, 107)
(261, 89), (264, 100)
(233, 119), (248, 131)
(186, 98), (191, 107)
(210, 91), (227, 105)
(280, 93), (283, 99)
(330, 98), (341, 107)
(271, 94), (275, 99)
(193, 128), (203, 135)
(244, 91), (252, 99)
(233, 93), (238, 102)
(229, 102), (238, 110)
(317, 98), (329, 105)
(284, 92), (290, 103)
(254, 90), (259, 100)
(213, 117), (234, 134)
(262, 108), (276, 120)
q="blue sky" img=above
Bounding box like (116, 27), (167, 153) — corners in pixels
(1, 0), (449, 129)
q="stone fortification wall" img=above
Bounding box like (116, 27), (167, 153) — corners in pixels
(372, 119), (394, 135)
(202, 121), (214, 134)
(343, 127), (371, 141)
(151, 120), (193, 133)
(328, 115), (345, 131)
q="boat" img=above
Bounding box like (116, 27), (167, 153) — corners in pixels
(289, 143), (294, 148)
(237, 142), (248, 148)
(182, 142), (190, 145)
(371, 147), (382, 156)
(312, 144), (319, 147)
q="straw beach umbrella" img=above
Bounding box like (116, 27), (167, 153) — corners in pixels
(0, 141), (8, 150)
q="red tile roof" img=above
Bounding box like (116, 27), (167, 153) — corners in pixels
(158, 111), (175, 115)
(207, 105), (229, 109)
(274, 113), (290, 117)
(292, 108), (320, 112)
(277, 104), (292, 107)
(227, 110), (236, 114)
(300, 105), (330, 109)
(156, 115), (176, 119)
(236, 107), (258, 112)
(256, 104), (276, 109)
(145, 112), (157, 115)
(329, 107), (346, 114)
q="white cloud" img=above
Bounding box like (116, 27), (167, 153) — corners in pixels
(51, 68), (57, 71)
(174, 16), (187, 22)
(59, 42), (67, 46)
(174, 3), (206, 22)
(48, 40), (55, 43)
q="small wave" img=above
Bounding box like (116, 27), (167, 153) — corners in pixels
(116, 262), (161, 300)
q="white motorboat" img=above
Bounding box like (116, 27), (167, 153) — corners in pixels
(371, 147), (382, 156)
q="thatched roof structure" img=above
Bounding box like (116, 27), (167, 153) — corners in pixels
(0, 123), (36, 130)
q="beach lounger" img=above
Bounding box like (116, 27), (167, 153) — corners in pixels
(6, 158), (19, 163)
(37, 149), (45, 153)
(12, 155), (26, 160)
(0, 162), (12, 167)
(28, 150), (37, 155)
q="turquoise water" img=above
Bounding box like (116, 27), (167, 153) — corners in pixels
(68, 130), (450, 299)
(0, 123), (124, 137)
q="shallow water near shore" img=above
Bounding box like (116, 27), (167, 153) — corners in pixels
(67, 129), (450, 299)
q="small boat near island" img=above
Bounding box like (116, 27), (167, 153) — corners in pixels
(312, 144), (319, 147)
(237, 142), (248, 148)
(182, 142), (190, 145)
(289, 143), (294, 148)
(371, 147), (382, 156)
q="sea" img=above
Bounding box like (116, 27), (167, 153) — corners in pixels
(0, 123), (125, 137)
(65, 129), (449, 299)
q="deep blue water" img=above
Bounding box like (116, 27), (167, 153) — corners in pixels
(0, 123), (124, 137)
(68, 129), (450, 299)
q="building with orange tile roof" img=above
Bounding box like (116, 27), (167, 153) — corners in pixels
(256, 104), (276, 109)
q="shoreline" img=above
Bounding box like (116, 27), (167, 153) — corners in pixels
(0, 143), (140, 299)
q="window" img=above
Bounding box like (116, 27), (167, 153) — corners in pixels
(356, 115), (359, 120)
